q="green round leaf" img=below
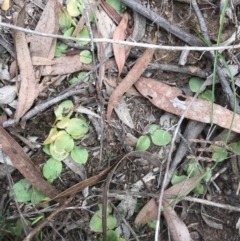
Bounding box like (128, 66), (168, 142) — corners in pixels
(193, 184), (204, 194)
(135, 136), (150, 151)
(42, 145), (51, 155)
(107, 215), (117, 230)
(54, 131), (75, 153)
(59, 9), (72, 30)
(66, 118), (89, 139)
(229, 141), (240, 154)
(31, 189), (46, 205)
(63, 27), (74, 37)
(90, 213), (103, 232)
(151, 129), (171, 146)
(211, 145), (228, 162)
(171, 173), (187, 185)
(54, 100), (73, 120)
(106, 230), (119, 241)
(79, 50), (92, 64)
(43, 157), (63, 183)
(198, 89), (214, 102)
(77, 71), (89, 82)
(13, 179), (32, 202)
(76, 26), (90, 45)
(54, 42), (68, 57)
(106, 0), (126, 14)
(67, 0), (83, 17)
(71, 146), (88, 164)
(69, 77), (78, 85)
(56, 117), (71, 129)
(148, 124), (159, 134)
(189, 77), (205, 93)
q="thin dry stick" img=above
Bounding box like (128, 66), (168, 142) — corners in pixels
(23, 195), (74, 241)
(2, 88), (87, 128)
(1, 22), (240, 51)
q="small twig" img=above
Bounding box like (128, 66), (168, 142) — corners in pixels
(2, 88), (88, 128)
(22, 195), (73, 241)
(146, 63), (208, 78)
(1, 22), (240, 51)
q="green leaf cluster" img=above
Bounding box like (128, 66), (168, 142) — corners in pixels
(135, 124), (172, 151)
(55, 2), (93, 63)
(12, 179), (48, 205)
(171, 159), (210, 194)
(42, 100), (89, 183)
(90, 204), (126, 241)
(189, 77), (214, 102)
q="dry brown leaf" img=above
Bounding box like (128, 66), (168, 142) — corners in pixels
(135, 174), (203, 226)
(162, 200), (192, 241)
(14, 5), (39, 122)
(112, 12), (128, 77)
(135, 77), (240, 133)
(107, 38), (156, 123)
(41, 55), (94, 75)
(30, 0), (59, 59)
(0, 126), (61, 200)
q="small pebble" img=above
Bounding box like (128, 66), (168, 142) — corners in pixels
(223, 188), (232, 196)
(219, 173), (228, 181)
(206, 194), (212, 201)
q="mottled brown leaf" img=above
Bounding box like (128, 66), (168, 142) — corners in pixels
(135, 77), (240, 133)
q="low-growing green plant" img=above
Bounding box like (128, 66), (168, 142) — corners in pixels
(90, 204), (126, 241)
(42, 100), (89, 183)
(189, 77), (214, 102)
(135, 124), (172, 151)
(171, 159), (211, 194)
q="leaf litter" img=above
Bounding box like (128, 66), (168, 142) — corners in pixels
(2, 0), (240, 240)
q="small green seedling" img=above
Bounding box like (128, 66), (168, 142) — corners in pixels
(106, 0), (126, 14)
(90, 204), (126, 241)
(69, 71), (89, 84)
(42, 100), (89, 183)
(76, 26), (90, 46)
(210, 145), (228, 162)
(189, 77), (215, 102)
(67, 0), (83, 17)
(171, 159), (211, 194)
(12, 179), (47, 205)
(54, 41), (68, 57)
(135, 124), (172, 151)
(80, 50), (93, 64)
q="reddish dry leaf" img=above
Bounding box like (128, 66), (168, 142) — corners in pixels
(14, 6), (39, 122)
(112, 12), (128, 77)
(107, 38), (156, 123)
(135, 77), (240, 133)
(135, 174), (203, 226)
(0, 126), (61, 200)
(30, 0), (59, 59)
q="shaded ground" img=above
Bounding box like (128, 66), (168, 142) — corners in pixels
(1, 0), (240, 240)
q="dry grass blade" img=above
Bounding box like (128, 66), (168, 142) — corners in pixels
(113, 12), (128, 77)
(107, 37), (157, 123)
(14, 5), (39, 122)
